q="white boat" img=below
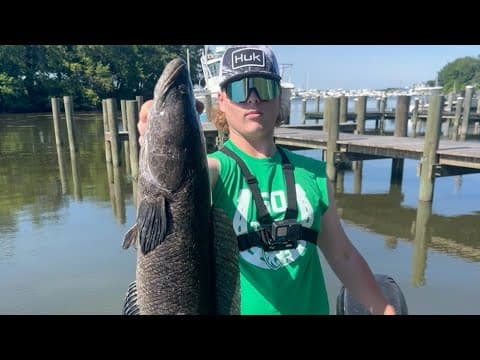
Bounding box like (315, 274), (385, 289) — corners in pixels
(197, 45), (225, 102)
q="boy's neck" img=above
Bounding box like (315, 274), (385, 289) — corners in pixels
(228, 133), (276, 158)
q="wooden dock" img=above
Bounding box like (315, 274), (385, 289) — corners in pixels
(273, 127), (480, 173)
(112, 121), (480, 179)
(96, 94), (480, 205)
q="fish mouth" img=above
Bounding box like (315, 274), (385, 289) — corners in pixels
(154, 58), (188, 108)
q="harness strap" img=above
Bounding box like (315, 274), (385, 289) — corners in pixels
(220, 146), (272, 224)
(220, 145), (298, 223)
(237, 226), (317, 251)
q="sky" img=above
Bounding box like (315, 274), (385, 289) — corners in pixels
(268, 45), (480, 91)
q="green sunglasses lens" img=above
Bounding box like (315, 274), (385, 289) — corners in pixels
(226, 77), (280, 103)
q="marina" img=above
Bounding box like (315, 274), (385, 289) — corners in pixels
(1, 105), (480, 314)
(2, 44), (480, 314)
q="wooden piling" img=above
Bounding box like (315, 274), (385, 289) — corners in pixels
(325, 97), (340, 181)
(51, 97), (63, 148)
(301, 98), (307, 125)
(353, 161), (363, 194)
(412, 200), (432, 287)
(63, 95), (77, 155)
(56, 140), (68, 195)
(394, 95), (410, 137)
(102, 99), (112, 163)
(126, 100), (140, 183)
(315, 95), (320, 112)
(120, 99), (131, 175)
(379, 96), (387, 135)
(339, 95), (348, 124)
(460, 86), (473, 141)
(355, 96), (367, 134)
(411, 98), (419, 138)
(451, 97), (463, 141)
(446, 92), (453, 112)
(477, 92), (480, 114)
(280, 88), (292, 125)
(335, 169), (344, 194)
(390, 158), (404, 187)
(314, 96), (321, 124)
(106, 98), (121, 167)
(136, 96), (144, 111)
(71, 147), (82, 201)
(390, 95), (410, 187)
(113, 165), (126, 224)
(418, 95), (443, 202)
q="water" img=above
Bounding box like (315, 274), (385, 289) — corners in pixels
(1, 111), (480, 314)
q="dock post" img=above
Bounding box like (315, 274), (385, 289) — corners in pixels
(460, 85), (473, 141)
(51, 97), (63, 148)
(411, 98), (419, 138)
(355, 96), (367, 134)
(339, 95), (347, 125)
(476, 91), (480, 114)
(446, 92), (453, 112)
(315, 95), (320, 112)
(301, 98), (307, 124)
(451, 97), (463, 141)
(379, 96), (387, 135)
(136, 96), (144, 111)
(325, 96), (340, 182)
(280, 88), (292, 125)
(352, 160), (363, 194)
(412, 200), (432, 287)
(395, 95), (410, 137)
(120, 99), (131, 175)
(106, 98), (121, 167)
(63, 95), (77, 155)
(390, 95), (410, 186)
(375, 97), (382, 131)
(314, 95), (321, 124)
(102, 99), (112, 163)
(126, 100), (140, 183)
(113, 165), (126, 224)
(71, 144), (82, 201)
(52, 97), (67, 194)
(335, 169), (344, 194)
(418, 95), (443, 202)
(56, 135), (68, 195)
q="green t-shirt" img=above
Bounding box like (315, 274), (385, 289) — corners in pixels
(208, 139), (330, 315)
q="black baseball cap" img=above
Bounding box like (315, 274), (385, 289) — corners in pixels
(218, 45), (282, 88)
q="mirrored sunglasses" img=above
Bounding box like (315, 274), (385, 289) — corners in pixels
(224, 77), (280, 103)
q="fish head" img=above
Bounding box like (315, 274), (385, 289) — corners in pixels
(143, 57), (204, 192)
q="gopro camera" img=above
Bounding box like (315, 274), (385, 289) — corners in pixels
(261, 219), (302, 251)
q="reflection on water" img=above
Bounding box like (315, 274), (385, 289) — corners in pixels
(1, 112), (480, 314)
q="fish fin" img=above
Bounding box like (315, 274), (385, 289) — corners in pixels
(122, 223), (138, 250)
(137, 196), (168, 255)
(122, 280), (140, 315)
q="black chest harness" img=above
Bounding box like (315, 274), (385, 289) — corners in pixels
(220, 146), (318, 252)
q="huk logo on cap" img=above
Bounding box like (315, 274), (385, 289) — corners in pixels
(231, 48), (265, 69)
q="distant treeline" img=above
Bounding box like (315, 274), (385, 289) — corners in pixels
(426, 55), (480, 93)
(0, 45), (204, 113)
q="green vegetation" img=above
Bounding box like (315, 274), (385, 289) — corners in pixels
(427, 55), (480, 93)
(0, 45), (203, 113)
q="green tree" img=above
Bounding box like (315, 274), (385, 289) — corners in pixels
(437, 56), (480, 93)
(0, 45), (204, 113)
